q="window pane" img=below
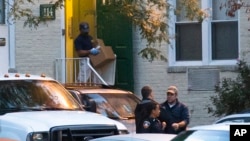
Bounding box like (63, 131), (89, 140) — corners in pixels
(212, 0), (238, 20)
(0, 0), (4, 24)
(176, 23), (202, 61)
(212, 21), (238, 60)
(176, 0), (201, 22)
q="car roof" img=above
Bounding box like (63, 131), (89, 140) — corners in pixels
(77, 89), (134, 94)
(214, 113), (250, 123)
(218, 113), (250, 119)
(0, 73), (54, 81)
(64, 83), (134, 94)
(189, 122), (250, 131)
(91, 133), (176, 141)
(189, 123), (230, 131)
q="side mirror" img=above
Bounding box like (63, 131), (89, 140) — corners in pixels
(85, 99), (97, 113)
(88, 99), (97, 113)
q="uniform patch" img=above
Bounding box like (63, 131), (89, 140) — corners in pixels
(143, 121), (151, 129)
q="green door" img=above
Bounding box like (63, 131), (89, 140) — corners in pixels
(96, 2), (134, 91)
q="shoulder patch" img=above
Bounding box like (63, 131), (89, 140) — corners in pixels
(143, 120), (151, 129)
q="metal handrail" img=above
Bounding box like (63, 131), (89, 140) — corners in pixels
(54, 57), (116, 86)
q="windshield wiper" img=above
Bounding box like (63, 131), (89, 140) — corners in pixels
(0, 107), (45, 115)
(107, 116), (121, 119)
(41, 107), (77, 111)
(107, 115), (135, 120)
(124, 115), (135, 119)
(0, 107), (78, 114)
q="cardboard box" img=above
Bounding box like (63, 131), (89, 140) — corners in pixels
(89, 39), (115, 68)
(97, 39), (105, 47)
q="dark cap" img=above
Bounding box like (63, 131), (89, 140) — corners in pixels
(79, 22), (89, 32)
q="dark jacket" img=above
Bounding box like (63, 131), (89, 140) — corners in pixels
(74, 34), (93, 56)
(134, 98), (153, 133)
(159, 99), (190, 134)
(137, 117), (164, 133)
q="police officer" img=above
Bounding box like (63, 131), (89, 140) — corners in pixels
(134, 86), (154, 133)
(159, 85), (190, 134)
(137, 102), (166, 133)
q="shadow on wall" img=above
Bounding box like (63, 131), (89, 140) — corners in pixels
(8, 68), (18, 73)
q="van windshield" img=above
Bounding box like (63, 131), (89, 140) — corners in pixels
(0, 80), (81, 114)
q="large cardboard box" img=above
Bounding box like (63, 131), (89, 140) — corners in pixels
(89, 39), (115, 68)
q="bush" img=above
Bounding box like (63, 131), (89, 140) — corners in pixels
(206, 60), (250, 117)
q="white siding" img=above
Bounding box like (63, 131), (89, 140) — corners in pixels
(15, 0), (62, 78)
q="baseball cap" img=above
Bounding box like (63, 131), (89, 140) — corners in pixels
(166, 85), (178, 95)
(79, 22), (89, 32)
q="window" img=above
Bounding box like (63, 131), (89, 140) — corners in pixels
(169, 0), (238, 66)
(0, 0), (4, 24)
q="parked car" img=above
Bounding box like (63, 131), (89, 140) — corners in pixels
(214, 113), (250, 124)
(0, 73), (128, 141)
(171, 123), (232, 141)
(63, 83), (141, 133)
(171, 123), (250, 141)
(90, 133), (177, 141)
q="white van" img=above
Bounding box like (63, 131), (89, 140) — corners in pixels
(0, 73), (128, 141)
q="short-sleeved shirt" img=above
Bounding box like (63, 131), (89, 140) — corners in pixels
(74, 34), (93, 56)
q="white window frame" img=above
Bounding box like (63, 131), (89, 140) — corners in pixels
(168, 0), (239, 67)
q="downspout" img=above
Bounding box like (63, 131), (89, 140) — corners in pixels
(8, 0), (16, 72)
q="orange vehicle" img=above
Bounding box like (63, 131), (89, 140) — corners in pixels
(64, 83), (141, 133)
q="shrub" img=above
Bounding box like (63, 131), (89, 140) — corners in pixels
(206, 60), (250, 117)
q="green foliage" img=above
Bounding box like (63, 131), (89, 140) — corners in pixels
(176, 0), (209, 22)
(7, 0), (43, 28)
(138, 47), (167, 62)
(206, 60), (250, 117)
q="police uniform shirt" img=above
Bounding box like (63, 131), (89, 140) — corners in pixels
(140, 117), (164, 133)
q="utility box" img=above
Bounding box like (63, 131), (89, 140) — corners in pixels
(89, 39), (115, 68)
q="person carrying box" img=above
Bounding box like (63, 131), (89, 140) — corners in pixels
(74, 21), (100, 82)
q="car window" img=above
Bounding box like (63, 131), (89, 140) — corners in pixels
(171, 130), (229, 141)
(86, 93), (140, 119)
(84, 94), (119, 118)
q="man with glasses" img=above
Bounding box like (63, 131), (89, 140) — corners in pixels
(159, 85), (190, 134)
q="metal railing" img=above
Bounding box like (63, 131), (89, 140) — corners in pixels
(54, 57), (116, 85)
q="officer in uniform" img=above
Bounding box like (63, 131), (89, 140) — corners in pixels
(137, 102), (166, 133)
(139, 117), (165, 133)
